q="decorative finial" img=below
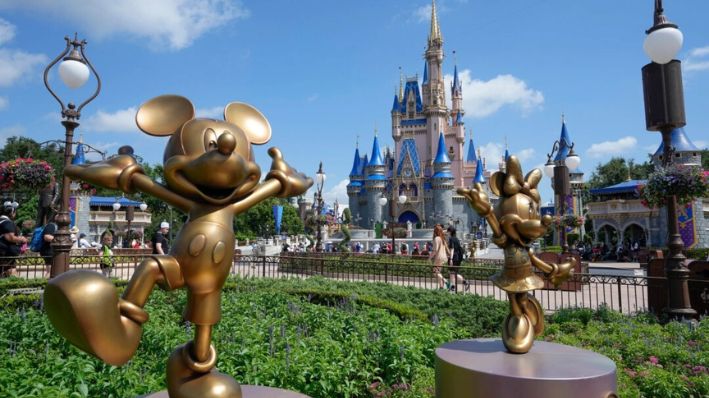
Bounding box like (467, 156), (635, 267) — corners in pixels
(356, 134), (359, 148)
(504, 136), (508, 149)
(428, 0), (442, 45)
(561, 113), (565, 124)
(399, 67), (404, 100)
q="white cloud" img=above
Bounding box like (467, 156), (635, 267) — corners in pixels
(321, 178), (349, 206)
(693, 140), (707, 150)
(517, 148), (535, 162)
(684, 46), (709, 72)
(586, 136), (638, 158)
(84, 107), (137, 133)
(0, 48), (47, 87)
(444, 70), (544, 118)
(0, 18), (16, 45)
(0, 96), (8, 110)
(195, 106), (223, 119)
(0, 0), (250, 51)
(306, 94), (319, 103)
(413, 4), (432, 23)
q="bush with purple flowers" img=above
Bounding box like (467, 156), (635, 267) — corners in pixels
(639, 164), (708, 208)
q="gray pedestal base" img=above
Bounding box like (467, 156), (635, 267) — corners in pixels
(436, 339), (617, 398)
(142, 385), (311, 398)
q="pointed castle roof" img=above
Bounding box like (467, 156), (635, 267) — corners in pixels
(349, 147), (361, 176)
(433, 132), (450, 164)
(466, 137), (477, 163)
(428, 0), (442, 46)
(452, 65), (461, 93)
(653, 127), (700, 157)
(474, 158), (485, 184)
(422, 62), (428, 84)
(368, 135), (385, 167)
(391, 94), (400, 113)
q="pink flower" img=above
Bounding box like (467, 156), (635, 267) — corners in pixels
(649, 356), (659, 365)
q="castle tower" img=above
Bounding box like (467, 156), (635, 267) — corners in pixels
(651, 127), (702, 166)
(347, 145), (363, 219)
(365, 134), (387, 228)
(431, 132), (454, 225)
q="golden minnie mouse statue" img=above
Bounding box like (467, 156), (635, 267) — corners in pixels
(44, 95), (312, 398)
(458, 155), (574, 354)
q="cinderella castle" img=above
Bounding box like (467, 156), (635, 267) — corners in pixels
(347, 1), (487, 232)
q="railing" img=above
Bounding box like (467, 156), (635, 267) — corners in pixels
(2, 252), (707, 316)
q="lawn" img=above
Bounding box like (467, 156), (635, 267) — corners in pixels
(0, 277), (706, 397)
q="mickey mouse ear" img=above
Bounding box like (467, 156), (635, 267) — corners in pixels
(224, 102), (272, 145)
(136, 95), (195, 136)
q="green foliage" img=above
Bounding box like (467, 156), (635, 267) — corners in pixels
(587, 157), (654, 199)
(342, 207), (352, 225)
(545, 307), (709, 398)
(234, 197), (304, 238)
(686, 248), (709, 260)
(338, 225), (351, 252)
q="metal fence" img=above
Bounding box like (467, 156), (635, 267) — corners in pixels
(2, 252), (707, 316)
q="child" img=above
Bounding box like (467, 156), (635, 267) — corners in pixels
(100, 231), (114, 277)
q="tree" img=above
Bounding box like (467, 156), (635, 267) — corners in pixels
(233, 197), (304, 239)
(586, 157), (654, 190)
(702, 150), (709, 170)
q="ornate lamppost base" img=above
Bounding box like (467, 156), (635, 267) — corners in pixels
(435, 339), (617, 398)
(142, 385), (311, 398)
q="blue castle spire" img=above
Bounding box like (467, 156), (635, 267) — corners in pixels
(368, 135), (384, 167)
(423, 62), (428, 84)
(359, 154), (368, 175)
(504, 148), (510, 161)
(452, 64), (461, 92)
(433, 132), (450, 164)
(349, 147), (361, 176)
(391, 94), (400, 113)
(474, 158), (485, 184)
(654, 127), (699, 157)
(466, 137), (477, 163)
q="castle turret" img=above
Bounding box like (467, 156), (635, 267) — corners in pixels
(652, 127), (702, 166)
(431, 132), (454, 225)
(365, 135), (387, 226)
(391, 93), (402, 141)
(474, 158), (485, 184)
(347, 146), (363, 216)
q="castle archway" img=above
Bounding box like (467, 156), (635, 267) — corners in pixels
(398, 211), (420, 225)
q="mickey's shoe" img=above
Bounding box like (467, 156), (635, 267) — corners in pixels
(167, 343), (242, 398)
(44, 270), (146, 366)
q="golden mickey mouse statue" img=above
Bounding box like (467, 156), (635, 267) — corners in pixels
(44, 95), (312, 398)
(458, 155), (574, 354)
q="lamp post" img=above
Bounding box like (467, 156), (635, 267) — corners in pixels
(378, 191), (407, 255)
(640, 0), (696, 319)
(314, 162), (326, 252)
(44, 34), (100, 277)
(544, 142), (581, 254)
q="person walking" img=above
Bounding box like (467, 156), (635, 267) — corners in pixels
(151, 221), (170, 255)
(429, 224), (449, 290)
(39, 214), (58, 278)
(447, 226), (466, 292)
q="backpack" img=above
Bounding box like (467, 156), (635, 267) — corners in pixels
(29, 226), (46, 252)
(451, 237), (463, 264)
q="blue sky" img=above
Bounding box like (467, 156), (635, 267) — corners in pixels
(0, 0), (707, 206)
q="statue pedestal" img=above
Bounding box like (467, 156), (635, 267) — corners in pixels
(142, 385), (311, 398)
(436, 339), (616, 398)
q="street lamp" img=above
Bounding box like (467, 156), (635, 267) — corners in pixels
(378, 192), (407, 254)
(314, 162), (326, 252)
(640, 0), (696, 319)
(544, 142), (581, 254)
(44, 34), (100, 277)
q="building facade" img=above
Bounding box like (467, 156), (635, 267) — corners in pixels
(346, 1), (486, 232)
(587, 128), (708, 249)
